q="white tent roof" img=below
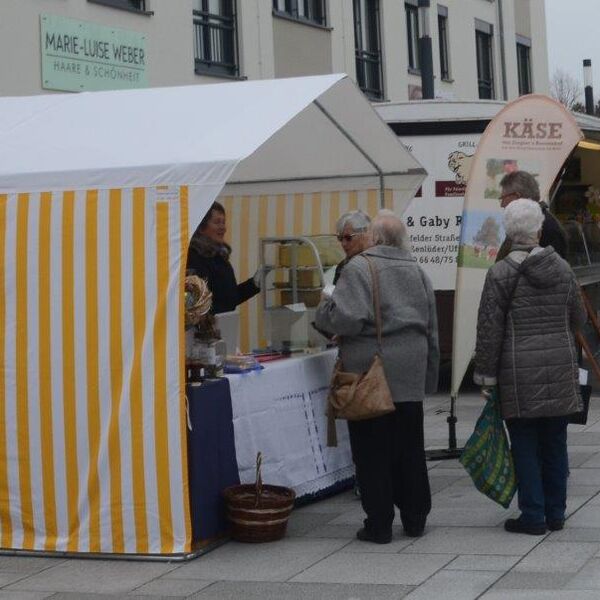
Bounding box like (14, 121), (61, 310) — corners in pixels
(0, 74), (425, 205)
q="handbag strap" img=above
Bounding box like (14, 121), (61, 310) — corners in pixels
(363, 255), (383, 351)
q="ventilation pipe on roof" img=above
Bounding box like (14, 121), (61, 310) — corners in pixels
(584, 59), (595, 115)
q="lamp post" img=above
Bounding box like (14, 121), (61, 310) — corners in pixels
(418, 0), (434, 99)
(584, 59), (594, 116)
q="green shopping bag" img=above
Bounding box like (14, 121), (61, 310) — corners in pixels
(459, 389), (517, 508)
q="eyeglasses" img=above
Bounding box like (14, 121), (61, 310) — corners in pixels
(337, 233), (360, 242)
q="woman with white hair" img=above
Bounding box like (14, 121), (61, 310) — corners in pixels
(333, 210), (372, 284)
(474, 199), (586, 536)
(316, 210), (439, 543)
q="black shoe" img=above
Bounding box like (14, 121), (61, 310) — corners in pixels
(547, 519), (564, 531)
(404, 526), (425, 538)
(356, 527), (392, 544)
(504, 518), (547, 535)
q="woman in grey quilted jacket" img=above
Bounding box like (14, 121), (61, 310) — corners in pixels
(474, 199), (586, 536)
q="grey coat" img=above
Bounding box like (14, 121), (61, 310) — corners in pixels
(315, 245), (439, 403)
(474, 245), (586, 420)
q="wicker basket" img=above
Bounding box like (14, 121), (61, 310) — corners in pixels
(223, 453), (295, 543)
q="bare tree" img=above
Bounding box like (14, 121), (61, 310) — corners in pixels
(551, 69), (582, 110)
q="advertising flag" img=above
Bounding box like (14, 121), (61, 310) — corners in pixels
(452, 95), (583, 396)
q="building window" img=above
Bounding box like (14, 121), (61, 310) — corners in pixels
(88, 0), (147, 11)
(405, 2), (419, 72)
(273, 0), (326, 26)
(475, 21), (494, 99)
(516, 38), (532, 95)
(193, 0), (239, 77)
(438, 5), (451, 81)
(353, 0), (383, 100)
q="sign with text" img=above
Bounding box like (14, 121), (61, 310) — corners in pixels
(401, 134), (479, 290)
(452, 95), (583, 396)
(41, 14), (147, 92)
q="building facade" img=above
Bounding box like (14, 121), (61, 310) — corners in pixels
(1, 0), (549, 101)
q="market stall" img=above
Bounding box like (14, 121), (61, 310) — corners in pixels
(0, 74), (425, 558)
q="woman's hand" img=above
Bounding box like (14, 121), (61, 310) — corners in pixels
(481, 385), (496, 399)
(321, 284), (335, 300)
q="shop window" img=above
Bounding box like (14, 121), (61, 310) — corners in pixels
(475, 21), (494, 99)
(272, 0), (327, 27)
(405, 2), (419, 72)
(517, 38), (532, 95)
(438, 5), (451, 81)
(354, 0), (384, 100)
(193, 0), (239, 78)
(88, 0), (147, 12)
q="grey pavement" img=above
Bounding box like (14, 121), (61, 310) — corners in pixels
(4, 389), (600, 599)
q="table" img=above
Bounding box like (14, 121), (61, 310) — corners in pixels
(226, 350), (354, 499)
(187, 378), (240, 543)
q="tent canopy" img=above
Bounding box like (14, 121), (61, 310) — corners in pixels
(0, 74), (425, 557)
(0, 74), (425, 208)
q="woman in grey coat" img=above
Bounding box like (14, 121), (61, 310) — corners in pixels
(316, 211), (439, 544)
(474, 199), (586, 535)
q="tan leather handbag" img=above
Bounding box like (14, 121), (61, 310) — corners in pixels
(327, 255), (394, 447)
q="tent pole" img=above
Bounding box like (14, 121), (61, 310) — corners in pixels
(313, 99), (384, 183)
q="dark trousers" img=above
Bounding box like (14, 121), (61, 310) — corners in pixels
(348, 402), (431, 533)
(506, 416), (569, 525)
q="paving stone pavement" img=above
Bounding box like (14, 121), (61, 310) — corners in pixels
(3, 390), (600, 599)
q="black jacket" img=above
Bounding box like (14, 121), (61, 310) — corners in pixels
(187, 233), (259, 314)
(497, 203), (568, 262)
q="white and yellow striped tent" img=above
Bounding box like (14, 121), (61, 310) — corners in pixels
(0, 75), (425, 556)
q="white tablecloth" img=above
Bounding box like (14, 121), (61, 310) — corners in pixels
(226, 350), (354, 498)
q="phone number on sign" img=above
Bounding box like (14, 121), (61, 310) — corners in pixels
(417, 256), (455, 265)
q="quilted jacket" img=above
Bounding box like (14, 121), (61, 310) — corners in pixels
(474, 245), (586, 420)
(316, 245), (439, 403)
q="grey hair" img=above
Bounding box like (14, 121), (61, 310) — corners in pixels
(372, 209), (409, 250)
(503, 198), (544, 245)
(499, 170), (541, 202)
(335, 210), (371, 235)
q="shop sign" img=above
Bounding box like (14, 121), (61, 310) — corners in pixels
(40, 14), (147, 92)
(401, 135), (479, 290)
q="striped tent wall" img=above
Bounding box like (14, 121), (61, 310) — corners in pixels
(0, 186), (191, 554)
(218, 189), (397, 353)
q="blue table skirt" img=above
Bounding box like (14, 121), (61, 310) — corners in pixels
(187, 379), (240, 543)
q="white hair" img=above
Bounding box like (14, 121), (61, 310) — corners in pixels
(503, 198), (544, 245)
(335, 210), (371, 235)
(372, 210), (409, 250)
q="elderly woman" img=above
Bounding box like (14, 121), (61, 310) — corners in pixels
(474, 199), (585, 535)
(316, 211), (439, 544)
(333, 210), (372, 284)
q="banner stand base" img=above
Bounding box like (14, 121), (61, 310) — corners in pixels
(426, 447), (463, 461)
(426, 395), (464, 461)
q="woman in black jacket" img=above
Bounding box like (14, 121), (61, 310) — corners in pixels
(187, 202), (260, 314)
